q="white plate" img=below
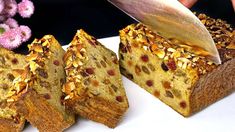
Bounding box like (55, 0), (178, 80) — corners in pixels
(24, 36), (235, 132)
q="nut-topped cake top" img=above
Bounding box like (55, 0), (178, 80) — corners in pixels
(120, 14), (235, 75)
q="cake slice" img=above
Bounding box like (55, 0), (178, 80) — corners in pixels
(63, 29), (129, 128)
(0, 48), (26, 132)
(7, 35), (75, 131)
(119, 14), (235, 116)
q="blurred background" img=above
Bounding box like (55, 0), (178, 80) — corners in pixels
(15, 0), (235, 53)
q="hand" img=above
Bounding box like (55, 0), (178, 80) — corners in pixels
(179, 0), (235, 11)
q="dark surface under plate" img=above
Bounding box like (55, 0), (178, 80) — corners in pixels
(14, 0), (235, 54)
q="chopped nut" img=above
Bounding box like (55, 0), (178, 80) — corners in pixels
(153, 49), (165, 59)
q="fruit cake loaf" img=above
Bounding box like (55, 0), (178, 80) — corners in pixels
(0, 48), (26, 132)
(7, 35), (75, 132)
(119, 14), (235, 117)
(63, 29), (129, 128)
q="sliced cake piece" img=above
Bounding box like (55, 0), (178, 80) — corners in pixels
(0, 48), (26, 132)
(7, 35), (75, 132)
(119, 14), (235, 116)
(63, 29), (129, 128)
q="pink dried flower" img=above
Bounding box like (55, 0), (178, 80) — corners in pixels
(0, 23), (10, 34)
(18, 0), (34, 18)
(5, 18), (18, 28)
(0, 28), (22, 50)
(0, 0), (4, 14)
(3, 0), (17, 17)
(18, 25), (31, 42)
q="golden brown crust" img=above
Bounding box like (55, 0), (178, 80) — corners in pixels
(0, 118), (25, 132)
(189, 58), (235, 116)
(66, 96), (126, 128)
(15, 89), (74, 132)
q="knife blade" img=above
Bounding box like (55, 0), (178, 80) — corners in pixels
(108, 0), (221, 64)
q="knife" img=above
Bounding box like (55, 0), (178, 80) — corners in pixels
(108, 0), (221, 64)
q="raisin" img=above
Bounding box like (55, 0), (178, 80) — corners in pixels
(153, 90), (160, 97)
(161, 62), (169, 71)
(11, 58), (18, 65)
(111, 84), (118, 92)
(179, 101), (187, 109)
(142, 66), (150, 74)
(84, 78), (90, 85)
(146, 80), (153, 87)
(167, 60), (177, 71)
(147, 63), (155, 71)
(7, 73), (15, 81)
(53, 60), (60, 66)
(135, 65), (141, 75)
(172, 89), (182, 99)
(85, 68), (94, 75)
(100, 60), (107, 68)
(107, 69), (115, 76)
(165, 91), (174, 98)
(81, 71), (89, 77)
(162, 81), (172, 89)
(141, 55), (149, 62)
(116, 96), (124, 102)
(43, 94), (51, 99)
(39, 80), (51, 88)
(95, 61), (101, 68)
(36, 68), (48, 78)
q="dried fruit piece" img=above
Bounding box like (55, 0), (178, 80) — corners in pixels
(161, 62), (169, 71)
(36, 68), (48, 79)
(127, 60), (133, 67)
(7, 73), (15, 81)
(153, 90), (160, 97)
(43, 93), (51, 99)
(85, 68), (94, 75)
(146, 80), (153, 87)
(107, 69), (115, 76)
(100, 60), (107, 68)
(53, 60), (60, 66)
(95, 61), (102, 68)
(140, 55), (149, 62)
(167, 60), (177, 71)
(142, 65), (150, 74)
(135, 65), (141, 75)
(162, 81), (172, 89)
(147, 63), (155, 71)
(179, 101), (187, 109)
(165, 91), (174, 98)
(92, 80), (99, 87)
(11, 58), (18, 64)
(116, 96), (124, 102)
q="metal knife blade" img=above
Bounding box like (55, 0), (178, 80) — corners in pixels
(108, 0), (221, 64)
